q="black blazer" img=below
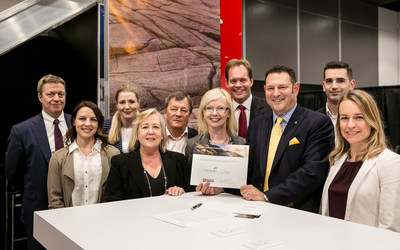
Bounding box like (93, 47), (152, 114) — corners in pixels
(316, 106), (326, 115)
(250, 95), (271, 122)
(104, 150), (190, 201)
(247, 105), (334, 213)
(188, 127), (198, 139)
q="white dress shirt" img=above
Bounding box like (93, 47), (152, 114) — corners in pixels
(70, 139), (102, 206)
(166, 127), (188, 155)
(42, 110), (68, 154)
(232, 95), (252, 128)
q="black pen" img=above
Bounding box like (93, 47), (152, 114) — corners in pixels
(191, 203), (202, 210)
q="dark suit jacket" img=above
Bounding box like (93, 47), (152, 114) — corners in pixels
(104, 150), (190, 201)
(188, 127), (198, 139)
(103, 118), (123, 152)
(5, 112), (71, 228)
(249, 95), (271, 122)
(247, 105), (334, 213)
(316, 106), (326, 115)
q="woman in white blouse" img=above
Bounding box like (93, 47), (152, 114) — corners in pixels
(47, 101), (119, 208)
(320, 90), (400, 232)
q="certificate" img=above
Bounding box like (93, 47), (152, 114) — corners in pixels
(190, 142), (249, 188)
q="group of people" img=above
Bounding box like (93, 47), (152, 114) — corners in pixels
(5, 59), (400, 249)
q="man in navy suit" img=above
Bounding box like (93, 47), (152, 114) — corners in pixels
(225, 58), (271, 138)
(240, 65), (334, 213)
(164, 91), (198, 155)
(6, 74), (71, 249)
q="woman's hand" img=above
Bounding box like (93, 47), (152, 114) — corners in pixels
(196, 182), (223, 195)
(166, 186), (185, 196)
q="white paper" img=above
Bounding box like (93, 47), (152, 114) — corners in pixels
(243, 239), (284, 250)
(151, 203), (233, 227)
(190, 143), (249, 188)
(210, 227), (248, 238)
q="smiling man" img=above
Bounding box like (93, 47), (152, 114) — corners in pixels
(164, 91), (197, 155)
(225, 59), (270, 138)
(6, 74), (71, 250)
(317, 61), (356, 125)
(241, 65), (334, 213)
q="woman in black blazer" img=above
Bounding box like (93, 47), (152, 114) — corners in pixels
(104, 108), (190, 201)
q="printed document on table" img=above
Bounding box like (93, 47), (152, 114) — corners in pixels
(152, 202), (233, 227)
(190, 142), (249, 189)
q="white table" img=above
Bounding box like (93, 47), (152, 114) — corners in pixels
(34, 192), (400, 250)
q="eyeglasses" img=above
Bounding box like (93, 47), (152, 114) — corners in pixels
(204, 106), (229, 114)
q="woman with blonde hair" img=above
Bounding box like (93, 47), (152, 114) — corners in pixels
(186, 88), (245, 194)
(103, 84), (140, 153)
(320, 89), (400, 232)
(104, 108), (190, 201)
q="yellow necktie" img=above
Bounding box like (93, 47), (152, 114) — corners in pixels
(264, 117), (283, 192)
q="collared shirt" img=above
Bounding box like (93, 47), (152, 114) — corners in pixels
(272, 103), (297, 132)
(70, 139), (102, 206)
(42, 110), (68, 154)
(166, 127), (188, 155)
(120, 127), (133, 153)
(325, 103), (338, 146)
(325, 103), (337, 127)
(233, 95), (252, 128)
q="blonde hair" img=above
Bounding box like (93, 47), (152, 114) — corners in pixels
(329, 89), (388, 164)
(198, 88), (238, 136)
(108, 84), (140, 144)
(128, 108), (167, 152)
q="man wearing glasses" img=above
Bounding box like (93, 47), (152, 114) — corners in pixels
(164, 91), (198, 155)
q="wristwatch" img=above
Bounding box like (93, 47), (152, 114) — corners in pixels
(263, 194), (269, 203)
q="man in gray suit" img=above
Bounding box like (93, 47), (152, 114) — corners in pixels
(225, 58), (270, 138)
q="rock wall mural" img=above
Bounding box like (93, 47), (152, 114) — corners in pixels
(109, 0), (220, 128)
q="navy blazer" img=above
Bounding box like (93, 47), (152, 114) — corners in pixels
(247, 105), (334, 213)
(249, 95), (271, 122)
(5, 113), (71, 228)
(104, 150), (190, 201)
(103, 118), (123, 152)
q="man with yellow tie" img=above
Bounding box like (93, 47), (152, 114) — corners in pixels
(240, 65), (334, 213)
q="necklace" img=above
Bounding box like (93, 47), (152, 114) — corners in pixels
(143, 164), (167, 197)
(209, 137), (232, 144)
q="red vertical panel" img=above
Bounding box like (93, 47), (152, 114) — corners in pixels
(220, 0), (242, 91)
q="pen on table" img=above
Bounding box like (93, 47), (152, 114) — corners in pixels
(191, 203), (202, 210)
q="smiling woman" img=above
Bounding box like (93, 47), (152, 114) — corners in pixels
(104, 108), (191, 201)
(47, 101), (120, 208)
(320, 90), (400, 232)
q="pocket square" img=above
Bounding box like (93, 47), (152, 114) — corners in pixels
(289, 137), (300, 146)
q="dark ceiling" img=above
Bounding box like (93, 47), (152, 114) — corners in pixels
(360, 0), (400, 11)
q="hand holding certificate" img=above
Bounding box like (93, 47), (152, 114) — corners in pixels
(190, 142), (249, 189)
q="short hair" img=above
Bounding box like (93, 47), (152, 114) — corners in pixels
(128, 108), (168, 152)
(164, 91), (193, 113)
(329, 90), (388, 164)
(197, 88), (238, 136)
(323, 61), (353, 80)
(65, 100), (108, 149)
(265, 65), (296, 84)
(37, 74), (66, 94)
(108, 84), (141, 144)
(225, 58), (253, 81)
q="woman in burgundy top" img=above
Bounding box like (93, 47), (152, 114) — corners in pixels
(320, 90), (400, 232)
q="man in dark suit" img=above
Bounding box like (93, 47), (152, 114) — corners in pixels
(240, 65), (334, 213)
(316, 61), (356, 124)
(164, 91), (198, 155)
(6, 74), (71, 250)
(225, 59), (271, 138)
